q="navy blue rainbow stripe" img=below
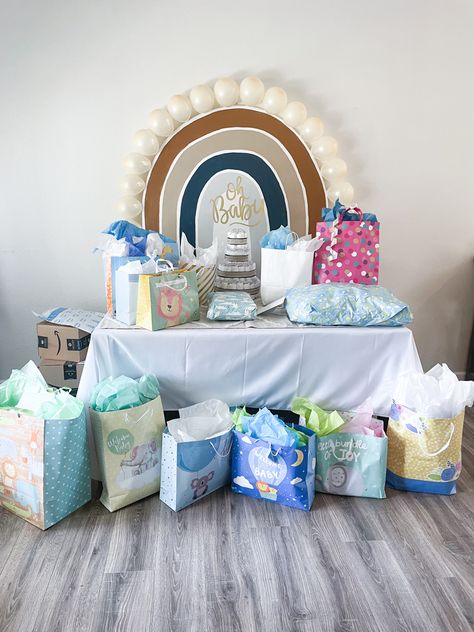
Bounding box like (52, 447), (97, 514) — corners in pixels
(179, 152), (288, 245)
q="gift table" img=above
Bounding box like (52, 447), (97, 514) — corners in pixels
(77, 311), (422, 416)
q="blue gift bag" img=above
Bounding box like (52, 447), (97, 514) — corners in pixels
(160, 428), (233, 511)
(231, 424), (316, 511)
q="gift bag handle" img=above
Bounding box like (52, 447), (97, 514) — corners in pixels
(285, 231), (299, 248)
(210, 436), (233, 458)
(155, 274), (188, 292)
(420, 422), (455, 457)
(149, 257), (174, 274)
(338, 207), (363, 223)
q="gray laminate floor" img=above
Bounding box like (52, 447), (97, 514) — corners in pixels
(1, 411), (473, 632)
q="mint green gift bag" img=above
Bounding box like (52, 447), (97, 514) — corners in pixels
(292, 397), (388, 499)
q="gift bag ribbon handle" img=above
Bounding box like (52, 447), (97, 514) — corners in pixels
(155, 274), (188, 292)
(421, 422), (455, 457)
(210, 435), (233, 458)
(338, 207), (363, 223)
(149, 257), (174, 274)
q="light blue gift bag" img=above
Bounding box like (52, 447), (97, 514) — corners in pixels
(0, 407), (91, 529)
(160, 428), (233, 511)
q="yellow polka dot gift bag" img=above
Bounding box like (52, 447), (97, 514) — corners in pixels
(387, 364), (474, 495)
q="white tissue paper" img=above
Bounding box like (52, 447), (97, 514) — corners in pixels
(179, 233), (218, 266)
(394, 364), (474, 418)
(167, 399), (233, 442)
(145, 232), (165, 258)
(287, 234), (324, 253)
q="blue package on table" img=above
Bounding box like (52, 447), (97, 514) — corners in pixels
(285, 283), (413, 327)
(231, 424), (316, 511)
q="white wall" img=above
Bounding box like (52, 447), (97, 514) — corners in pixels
(0, 0), (473, 378)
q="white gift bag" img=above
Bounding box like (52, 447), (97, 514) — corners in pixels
(115, 259), (173, 325)
(260, 249), (315, 305)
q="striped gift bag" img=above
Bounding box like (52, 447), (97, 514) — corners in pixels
(178, 263), (216, 305)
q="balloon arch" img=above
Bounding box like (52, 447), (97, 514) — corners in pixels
(117, 76), (354, 243)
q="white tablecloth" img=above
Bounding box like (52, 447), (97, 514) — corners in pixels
(77, 319), (422, 416)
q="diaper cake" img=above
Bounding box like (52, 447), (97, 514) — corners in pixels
(214, 229), (260, 298)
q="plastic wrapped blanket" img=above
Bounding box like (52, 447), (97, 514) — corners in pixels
(207, 292), (257, 321)
(285, 283), (413, 327)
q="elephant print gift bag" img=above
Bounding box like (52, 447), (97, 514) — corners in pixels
(136, 270), (200, 331)
(89, 375), (166, 511)
(160, 399), (234, 512)
(313, 200), (380, 285)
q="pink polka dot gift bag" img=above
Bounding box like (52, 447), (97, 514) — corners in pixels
(313, 205), (380, 285)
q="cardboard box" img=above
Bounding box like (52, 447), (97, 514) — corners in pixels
(38, 360), (84, 390)
(37, 321), (90, 362)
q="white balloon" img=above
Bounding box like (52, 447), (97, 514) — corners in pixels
(321, 157), (348, 180)
(262, 87), (288, 114)
(119, 174), (145, 196)
(327, 181), (355, 205)
(214, 77), (239, 106)
(297, 117), (324, 143)
(148, 108), (175, 137)
(311, 135), (338, 161)
(117, 196), (143, 219)
(132, 129), (159, 156)
(167, 94), (192, 122)
(122, 152), (151, 175)
(240, 76), (265, 105)
(190, 84), (215, 113)
(281, 101), (307, 127)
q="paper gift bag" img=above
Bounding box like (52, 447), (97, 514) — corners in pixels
(160, 428), (233, 511)
(103, 255), (153, 316)
(115, 259), (174, 325)
(387, 403), (464, 495)
(178, 262), (216, 305)
(231, 425), (316, 511)
(315, 432), (387, 499)
(313, 208), (380, 285)
(260, 248), (315, 306)
(136, 270), (200, 331)
(90, 395), (165, 511)
(0, 408), (91, 529)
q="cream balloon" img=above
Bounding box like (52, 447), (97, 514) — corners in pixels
(239, 76), (265, 105)
(311, 135), (338, 161)
(297, 117), (324, 143)
(262, 86), (288, 114)
(214, 77), (239, 106)
(148, 108), (175, 137)
(321, 158), (348, 181)
(167, 94), (192, 122)
(190, 84), (215, 113)
(117, 196), (143, 219)
(327, 181), (355, 205)
(132, 129), (159, 156)
(281, 101), (307, 127)
(122, 153), (151, 175)
(119, 174), (145, 197)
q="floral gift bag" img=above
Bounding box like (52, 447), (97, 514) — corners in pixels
(313, 200), (380, 285)
(386, 364), (474, 495)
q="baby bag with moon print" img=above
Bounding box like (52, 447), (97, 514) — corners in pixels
(315, 432), (388, 499)
(136, 269), (200, 331)
(231, 424), (316, 511)
(387, 403), (465, 495)
(313, 208), (380, 285)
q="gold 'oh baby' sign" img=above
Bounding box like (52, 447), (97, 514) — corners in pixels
(210, 176), (265, 228)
